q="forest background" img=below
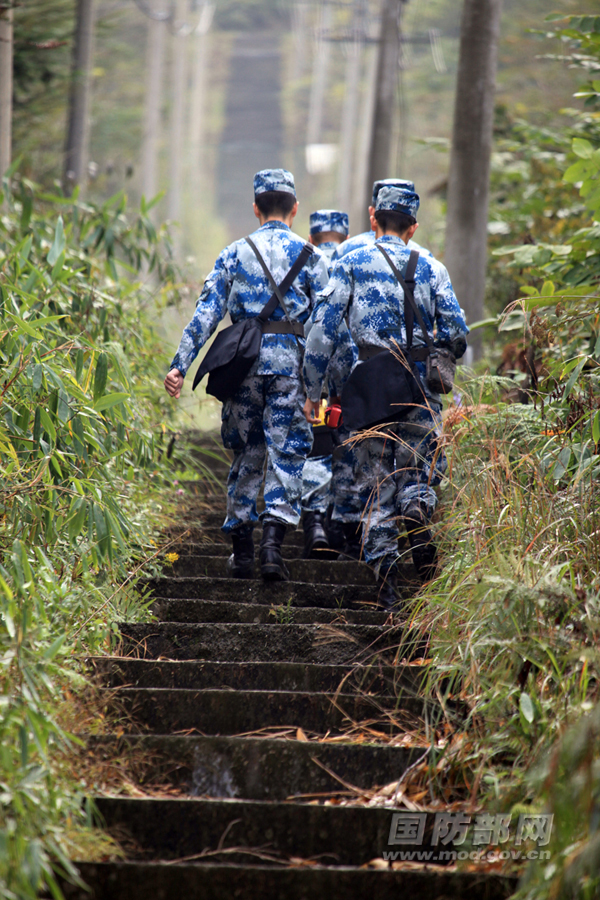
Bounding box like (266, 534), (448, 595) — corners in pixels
(1, 0), (600, 898)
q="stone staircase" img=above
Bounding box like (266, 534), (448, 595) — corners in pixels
(65, 437), (516, 899)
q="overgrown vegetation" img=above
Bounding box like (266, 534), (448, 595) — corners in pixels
(408, 14), (600, 898)
(0, 174), (183, 898)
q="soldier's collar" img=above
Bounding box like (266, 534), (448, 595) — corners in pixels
(376, 234), (406, 246)
(259, 220), (290, 231)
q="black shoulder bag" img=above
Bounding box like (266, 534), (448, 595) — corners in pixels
(192, 239), (312, 402)
(340, 249), (426, 432)
(377, 245), (456, 395)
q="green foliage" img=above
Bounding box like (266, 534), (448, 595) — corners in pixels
(0, 177), (181, 897)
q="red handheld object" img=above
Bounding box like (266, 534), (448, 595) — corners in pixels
(324, 404), (343, 429)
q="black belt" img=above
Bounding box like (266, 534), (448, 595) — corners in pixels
(358, 344), (429, 362)
(262, 321), (305, 336)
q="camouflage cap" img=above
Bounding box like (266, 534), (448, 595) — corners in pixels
(371, 178), (415, 206)
(375, 185), (420, 218)
(254, 168), (296, 197)
(309, 209), (349, 236)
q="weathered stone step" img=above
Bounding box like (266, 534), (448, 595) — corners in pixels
(88, 733), (421, 799)
(168, 555), (375, 586)
(144, 576), (415, 609)
(165, 539), (307, 560)
(106, 686), (425, 735)
(95, 796), (439, 865)
(63, 861), (516, 900)
(118, 622), (417, 665)
(91, 658), (417, 696)
(151, 598), (388, 626)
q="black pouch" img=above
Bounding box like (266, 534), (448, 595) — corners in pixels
(192, 241), (312, 402)
(341, 346), (426, 432)
(341, 250), (426, 432)
(308, 424), (336, 458)
(426, 347), (456, 395)
(194, 317), (264, 403)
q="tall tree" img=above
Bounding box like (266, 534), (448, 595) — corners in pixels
(63, 0), (96, 194)
(444, 0), (503, 360)
(0, 1), (13, 180)
(142, 16), (166, 205)
(363, 0), (405, 230)
(168, 0), (188, 243)
(188, 1), (214, 184)
(337, 0), (364, 212)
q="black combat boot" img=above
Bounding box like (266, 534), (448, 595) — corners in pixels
(225, 524), (254, 579)
(403, 502), (438, 582)
(260, 520), (289, 582)
(338, 521), (362, 560)
(302, 511), (330, 559)
(327, 518), (345, 554)
(376, 568), (401, 612)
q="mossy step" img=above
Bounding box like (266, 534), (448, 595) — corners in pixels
(104, 686), (427, 735)
(87, 733), (422, 799)
(143, 576), (417, 608)
(90, 658), (417, 696)
(118, 621), (421, 665)
(168, 555), (376, 586)
(151, 597), (389, 626)
(93, 796), (440, 865)
(60, 862), (516, 900)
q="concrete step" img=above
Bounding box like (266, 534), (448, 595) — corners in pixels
(168, 555), (376, 586)
(106, 686), (426, 735)
(60, 861), (516, 900)
(150, 598), (389, 626)
(94, 796), (441, 865)
(90, 658), (418, 696)
(164, 539), (308, 560)
(143, 575), (414, 610)
(87, 733), (422, 799)
(118, 622), (420, 665)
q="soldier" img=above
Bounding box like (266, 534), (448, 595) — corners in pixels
(301, 209), (358, 558)
(303, 185), (468, 609)
(308, 208), (349, 268)
(330, 178), (430, 263)
(164, 168), (329, 582)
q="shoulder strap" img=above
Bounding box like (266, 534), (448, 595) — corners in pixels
(245, 236), (313, 323)
(376, 245), (434, 354)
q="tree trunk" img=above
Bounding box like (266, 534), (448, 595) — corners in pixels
(168, 0), (187, 246)
(306, 1), (332, 148)
(142, 16), (165, 205)
(444, 0), (503, 360)
(337, 0), (364, 212)
(351, 19), (378, 234)
(0, 3), (13, 182)
(188, 2), (213, 185)
(363, 0), (403, 231)
(63, 0), (96, 194)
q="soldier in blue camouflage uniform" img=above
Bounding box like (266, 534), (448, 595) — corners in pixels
(165, 168), (329, 582)
(303, 185), (468, 608)
(301, 209), (357, 557)
(330, 178), (430, 263)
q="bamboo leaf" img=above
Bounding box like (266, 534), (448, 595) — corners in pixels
(47, 216), (65, 266)
(93, 353), (108, 401)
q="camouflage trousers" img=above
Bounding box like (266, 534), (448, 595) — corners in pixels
(301, 423), (364, 522)
(353, 403), (445, 574)
(220, 373), (313, 532)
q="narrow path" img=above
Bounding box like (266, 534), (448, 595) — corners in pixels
(67, 435), (515, 899)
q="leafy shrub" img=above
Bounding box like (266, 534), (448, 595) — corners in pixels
(0, 176), (180, 898)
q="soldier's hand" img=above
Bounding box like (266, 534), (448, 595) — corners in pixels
(303, 398), (321, 424)
(164, 368), (184, 399)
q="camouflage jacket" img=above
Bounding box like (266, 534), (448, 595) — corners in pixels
(303, 234), (468, 402)
(170, 221), (330, 379)
(331, 230), (431, 263)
